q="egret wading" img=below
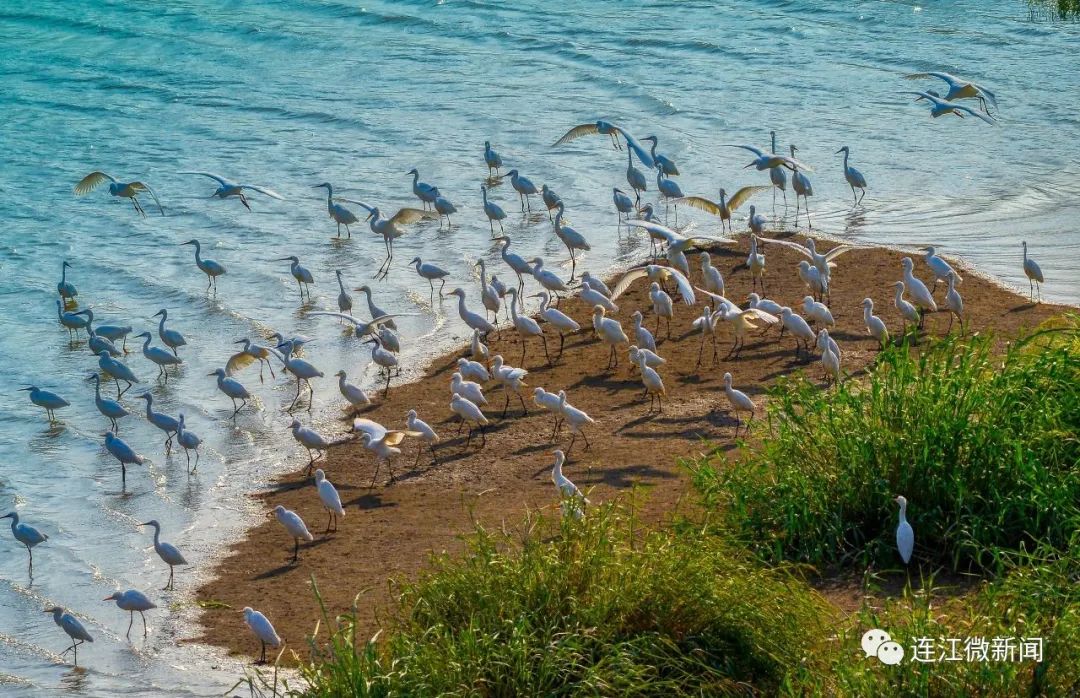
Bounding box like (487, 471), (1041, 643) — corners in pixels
(789, 145), (814, 227)
(334, 199), (434, 278)
(140, 520), (188, 590)
(103, 590), (156, 638)
(353, 418), (421, 487)
(20, 385), (69, 424)
(137, 331), (183, 382)
(57, 260), (78, 303)
(88, 373), (129, 431)
(210, 368), (252, 417)
(504, 169), (539, 211)
(3, 511), (47, 574)
(407, 168), (437, 209)
(99, 350), (138, 397)
(104, 431), (145, 487)
(675, 185), (768, 234)
(1022, 241), (1044, 302)
(481, 184), (508, 234)
(768, 131), (788, 211)
(278, 255), (315, 301)
(484, 140), (503, 177)
(56, 299), (89, 341)
(836, 146), (867, 204)
(44, 607), (93, 666)
(722, 372), (756, 436)
(176, 414), (202, 472)
(314, 182), (358, 237)
(180, 239), (226, 292)
(553, 202), (591, 280)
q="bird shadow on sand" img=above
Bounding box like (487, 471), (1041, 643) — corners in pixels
(343, 492), (397, 511)
(254, 539), (333, 579)
(577, 462), (678, 489)
(1009, 302), (1040, 313)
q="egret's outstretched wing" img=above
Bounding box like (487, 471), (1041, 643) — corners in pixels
(552, 123), (600, 146)
(681, 235), (737, 248)
(617, 129), (656, 169)
(754, 236), (813, 259)
(333, 197), (374, 213)
(727, 185), (771, 211)
(307, 311), (412, 330)
(722, 144), (766, 158)
(610, 268), (650, 300)
(225, 351), (256, 376)
(384, 430), (422, 446)
(823, 245), (857, 262)
(664, 268), (696, 305)
(674, 196), (722, 216)
(742, 308), (780, 325)
(626, 219), (680, 243)
(774, 155), (815, 173)
(353, 418), (388, 442)
(242, 184), (285, 200)
(390, 207), (437, 225)
(953, 104), (997, 125)
(178, 171), (231, 186)
(694, 286), (734, 307)
(131, 182), (164, 215)
(75, 171), (117, 195)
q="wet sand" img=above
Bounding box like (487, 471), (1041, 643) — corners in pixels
(193, 233), (1068, 661)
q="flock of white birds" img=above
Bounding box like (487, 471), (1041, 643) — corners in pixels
(7, 71), (1050, 666)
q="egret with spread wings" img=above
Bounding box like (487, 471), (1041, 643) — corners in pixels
(552, 120), (656, 168)
(903, 71), (997, 113)
(674, 186), (769, 234)
(624, 219), (736, 276)
(75, 171), (163, 217)
(352, 418), (422, 487)
(611, 264), (696, 306)
(177, 171), (284, 210)
(335, 198), (435, 278)
(903, 91), (997, 124)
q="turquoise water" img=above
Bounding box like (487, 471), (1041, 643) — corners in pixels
(1, 1), (1078, 694)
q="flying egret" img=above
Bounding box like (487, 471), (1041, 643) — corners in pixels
(625, 149), (648, 204)
(475, 259), (501, 323)
(136, 392), (179, 452)
(944, 272), (964, 332)
(789, 145), (814, 227)
(481, 184), (508, 234)
(700, 252), (725, 297)
(289, 418), (332, 474)
(611, 264), (695, 306)
(407, 168), (438, 209)
(530, 257), (569, 297)
(335, 200), (434, 278)
(313, 183), (359, 237)
(86, 325), (121, 357)
(756, 237), (852, 295)
(44, 607), (93, 666)
(271, 505), (313, 563)
(817, 329), (842, 385)
(75, 171), (162, 216)
(861, 298), (890, 350)
(552, 120), (655, 167)
(140, 520), (187, 590)
(1022, 241), (1044, 302)
(503, 169), (539, 211)
(892, 282), (922, 340)
(176, 414), (202, 472)
(177, 171), (284, 210)
(802, 296), (835, 327)
(655, 168), (685, 223)
(306, 311), (403, 343)
(695, 288), (780, 359)
(104, 431), (145, 486)
(335, 370), (371, 409)
(3, 511), (47, 574)
(553, 202), (592, 280)
(780, 307), (816, 358)
(491, 355), (529, 417)
(99, 350), (138, 397)
(88, 374), (129, 431)
(276, 256), (314, 301)
(593, 306), (629, 370)
(77, 309), (132, 350)
(57, 260), (78, 302)
(495, 236), (534, 293)
(723, 142), (812, 173)
(314, 469), (344, 533)
(534, 388), (564, 440)
(580, 284), (617, 313)
(364, 337), (399, 397)
(768, 131), (788, 210)
(484, 140), (503, 176)
(450, 393), (488, 447)
(136, 332), (182, 382)
(451, 371), (487, 406)
(353, 418), (421, 486)
(747, 205), (767, 234)
(580, 272), (612, 298)
(243, 607), (283, 665)
(56, 299), (89, 340)
(457, 357), (489, 383)
(920, 246), (962, 292)
(471, 328), (490, 362)
(210, 368), (252, 416)
(836, 146), (867, 204)
(20, 385), (69, 424)
(556, 390), (595, 456)
(613, 187), (634, 222)
(904, 71), (997, 112)
(638, 350), (666, 414)
(334, 271), (353, 317)
(901, 257), (937, 318)
(180, 239), (226, 292)
(903, 91), (997, 124)
(643, 135), (678, 175)
(353, 285), (397, 330)
(894, 495), (914, 564)
(449, 288), (496, 336)
(747, 234), (767, 294)
(103, 590), (156, 638)
(722, 372), (756, 436)
(624, 219), (736, 277)
(407, 409), (440, 465)
(534, 290), (580, 357)
(410, 257), (450, 300)
(430, 187), (458, 226)
(631, 310), (657, 353)
(541, 184), (562, 221)
(551, 450), (589, 519)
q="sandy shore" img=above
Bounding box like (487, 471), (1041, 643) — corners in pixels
(193, 233), (1067, 661)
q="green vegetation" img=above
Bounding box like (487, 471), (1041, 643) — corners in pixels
(1028, 0), (1080, 20)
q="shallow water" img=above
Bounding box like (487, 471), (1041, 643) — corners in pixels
(1, 0), (1078, 694)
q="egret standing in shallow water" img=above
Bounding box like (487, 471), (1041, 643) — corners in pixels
(430, 187), (457, 227)
(177, 171), (284, 210)
(271, 505), (313, 563)
(99, 350), (139, 397)
(3, 511), (47, 574)
(553, 202), (592, 280)
(137, 392), (179, 452)
(88, 374), (129, 431)
(655, 167), (685, 223)
(625, 149), (648, 204)
(789, 145), (814, 227)
(335, 370), (371, 410)
(103, 590), (156, 638)
(481, 184), (508, 235)
(137, 331), (182, 382)
(140, 520), (188, 590)
(181, 239), (226, 292)
(407, 168), (438, 209)
(104, 432), (145, 487)
(278, 256), (315, 301)
(894, 495), (914, 565)
(643, 135), (678, 175)
(504, 169), (539, 211)
(56, 299), (89, 340)
(836, 146), (867, 204)
(45, 607), (93, 666)
(57, 260), (78, 303)
(336, 200), (434, 278)
(210, 368), (252, 416)
(768, 131), (788, 211)
(314, 469), (345, 533)
(410, 257), (450, 300)
(75, 171), (163, 216)
(1022, 241), (1044, 302)
(484, 140), (503, 177)
(176, 414), (202, 472)
(314, 182), (358, 237)
(676, 185), (767, 234)
(20, 385), (69, 424)
(243, 607), (282, 664)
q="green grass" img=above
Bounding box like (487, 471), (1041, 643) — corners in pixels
(1028, 0), (1080, 19)
(691, 325), (1080, 573)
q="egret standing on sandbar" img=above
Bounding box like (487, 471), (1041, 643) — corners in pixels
(901, 257), (937, 320)
(270, 505), (313, 563)
(314, 183), (358, 238)
(75, 171), (163, 217)
(178, 171), (284, 211)
(352, 418), (421, 486)
(505, 288), (549, 365)
(1022, 241), (1044, 302)
(104, 431), (145, 487)
(491, 355), (530, 417)
(944, 272), (964, 332)
(180, 239), (226, 293)
(556, 391), (594, 456)
(140, 520), (188, 590)
(407, 409), (440, 465)
(243, 607), (283, 665)
(314, 469), (344, 533)
(210, 368), (252, 416)
(451, 372), (487, 406)
(20, 385), (69, 424)
(861, 298), (890, 350)
(533, 290), (580, 357)
(836, 146), (867, 204)
(335, 370), (371, 410)
(894, 495), (914, 564)
(457, 357), (489, 383)
(289, 418), (332, 474)
(722, 372), (756, 436)
(3, 511), (47, 574)
(593, 306), (629, 370)
(450, 393), (488, 447)
(103, 590), (156, 638)
(638, 350), (666, 414)
(920, 246), (962, 293)
(44, 607), (93, 666)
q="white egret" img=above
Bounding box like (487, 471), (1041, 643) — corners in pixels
(448, 288), (497, 335)
(944, 272), (964, 332)
(748, 292), (784, 318)
(1022, 241), (1043, 302)
(638, 351), (666, 414)
(57, 260), (78, 302)
(491, 355), (530, 417)
(722, 143), (811, 173)
(551, 450), (589, 519)
(103, 590), (156, 638)
(592, 306), (629, 370)
(471, 328), (490, 362)
(335, 370), (371, 409)
(695, 288), (780, 359)
(3, 511), (47, 574)
(481, 184), (508, 234)
(20, 385), (69, 424)
(747, 205), (767, 234)
(334, 271), (353, 316)
(177, 171), (284, 210)
(692, 305), (721, 368)
(306, 311), (403, 342)
(451, 371), (488, 406)
(901, 257), (937, 317)
(676, 185), (768, 235)
(430, 187), (457, 226)
(88, 374), (129, 431)
(534, 388), (565, 440)
(407, 168), (438, 208)
(104, 431), (145, 486)
(894, 495), (914, 564)
(768, 131), (788, 210)
(904, 71), (997, 112)
(747, 234), (767, 294)
(802, 296), (835, 327)
(495, 236), (534, 293)
(99, 350), (139, 397)
(337, 200), (434, 277)
(554, 390), (594, 455)
(655, 167), (685, 223)
(457, 357), (490, 383)
(920, 246), (962, 292)
(210, 368), (252, 416)
(410, 257), (450, 300)
(271, 505), (313, 563)
(289, 418), (332, 473)
(475, 259), (501, 323)
(648, 282), (675, 340)
(643, 135), (679, 175)
(580, 272), (612, 298)
(534, 290), (580, 357)
(44, 607), (93, 666)
(553, 202), (592, 280)
(353, 285), (397, 330)
(552, 120), (655, 167)
(700, 252), (725, 297)
(530, 257), (569, 298)
(276, 255), (314, 301)
(757, 237), (852, 294)
(56, 299), (89, 340)
(407, 409), (440, 465)
(613, 187), (634, 222)
(626, 149), (648, 204)
(137, 332), (183, 382)
(484, 140), (503, 176)
(611, 264), (695, 306)
(630, 310), (656, 353)
(136, 392), (179, 452)
(314, 183), (359, 237)
(817, 329), (842, 385)
(243, 607), (283, 665)
(503, 169), (539, 211)
(450, 393), (489, 447)
(314, 469), (344, 533)
(780, 307), (816, 358)
(77, 309), (132, 350)
(352, 418), (420, 486)
(722, 372), (756, 436)
(892, 282), (922, 340)
(836, 146), (867, 204)
(624, 219), (736, 276)
(861, 298), (890, 350)
(789, 145), (814, 227)
(364, 337), (399, 397)
(580, 284), (617, 313)
(86, 325), (121, 357)
(541, 184), (562, 221)
(180, 239), (226, 292)
(903, 91), (997, 124)
(75, 171), (163, 216)
(273, 339), (325, 409)
(175, 413), (202, 472)
(140, 520), (187, 590)
(798, 261), (828, 301)
(628, 345), (666, 373)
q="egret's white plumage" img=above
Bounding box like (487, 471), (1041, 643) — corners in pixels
(178, 171), (284, 210)
(75, 171), (163, 217)
(44, 606), (93, 666)
(592, 306), (629, 370)
(104, 431), (145, 486)
(335, 370), (371, 409)
(243, 607), (282, 664)
(210, 367), (252, 416)
(894, 495), (914, 564)
(722, 372), (756, 436)
(3, 511), (48, 573)
(551, 450), (589, 519)
(315, 183), (359, 237)
(20, 385), (69, 423)
(104, 589), (156, 638)
(1022, 241), (1044, 302)
(289, 418), (332, 473)
(314, 469), (345, 533)
(176, 413), (202, 472)
(836, 146), (867, 204)
(140, 519), (188, 590)
(272, 505), (313, 562)
(862, 298), (890, 350)
(181, 239), (226, 292)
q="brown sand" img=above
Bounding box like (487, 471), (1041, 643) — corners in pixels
(193, 233), (1067, 660)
